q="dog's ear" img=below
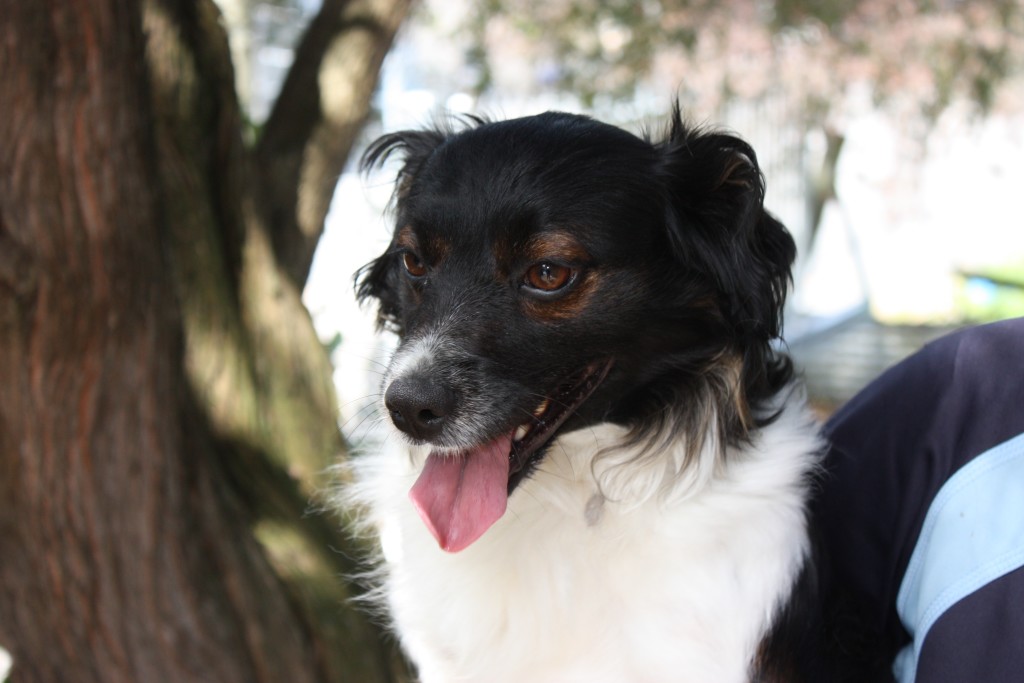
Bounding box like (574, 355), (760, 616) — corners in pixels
(360, 128), (449, 203)
(355, 128), (451, 334)
(657, 108), (796, 343)
(354, 254), (402, 333)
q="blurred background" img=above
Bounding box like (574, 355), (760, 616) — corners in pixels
(3, 2), (1024, 681)
(223, 0), (1024, 440)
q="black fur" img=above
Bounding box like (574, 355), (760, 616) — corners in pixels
(358, 110), (797, 472)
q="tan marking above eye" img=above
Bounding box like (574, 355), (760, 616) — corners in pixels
(402, 251), (427, 277)
(395, 225), (418, 249)
(523, 231), (590, 264)
(525, 262), (573, 291)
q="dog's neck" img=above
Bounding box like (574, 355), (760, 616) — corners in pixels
(346, 397), (822, 683)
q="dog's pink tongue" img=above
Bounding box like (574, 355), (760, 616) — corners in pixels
(409, 435), (512, 553)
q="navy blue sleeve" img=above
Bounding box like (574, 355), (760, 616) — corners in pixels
(816, 317), (1024, 682)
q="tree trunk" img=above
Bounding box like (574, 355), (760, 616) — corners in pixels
(257, 0), (413, 287)
(804, 126), (845, 254)
(0, 0), (409, 681)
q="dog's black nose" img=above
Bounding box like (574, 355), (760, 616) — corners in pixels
(384, 377), (456, 441)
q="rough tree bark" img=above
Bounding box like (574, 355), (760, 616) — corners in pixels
(0, 0), (412, 681)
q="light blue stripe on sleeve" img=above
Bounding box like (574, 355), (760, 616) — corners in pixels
(893, 431), (1024, 682)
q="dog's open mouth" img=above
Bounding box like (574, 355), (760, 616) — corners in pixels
(507, 359), (615, 492)
(409, 359), (613, 553)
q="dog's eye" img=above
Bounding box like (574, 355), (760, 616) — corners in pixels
(524, 262), (573, 292)
(402, 252), (427, 278)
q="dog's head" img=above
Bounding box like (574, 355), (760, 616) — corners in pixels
(357, 108), (796, 551)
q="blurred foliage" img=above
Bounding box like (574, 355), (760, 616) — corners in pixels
(956, 262), (1024, 322)
(466, 0), (1024, 119)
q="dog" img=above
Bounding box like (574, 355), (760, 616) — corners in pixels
(343, 107), (827, 682)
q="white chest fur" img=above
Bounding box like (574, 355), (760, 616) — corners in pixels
(346, 404), (820, 683)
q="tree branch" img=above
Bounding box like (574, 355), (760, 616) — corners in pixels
(256, 0), (414, 288)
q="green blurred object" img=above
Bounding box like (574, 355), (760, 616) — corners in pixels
(956, 261), (1024, 322)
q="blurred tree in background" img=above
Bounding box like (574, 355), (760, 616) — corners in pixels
(467, 0), (1024, 249)
(0, 0), (410, 681)
(469, 0), (1023, 115)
